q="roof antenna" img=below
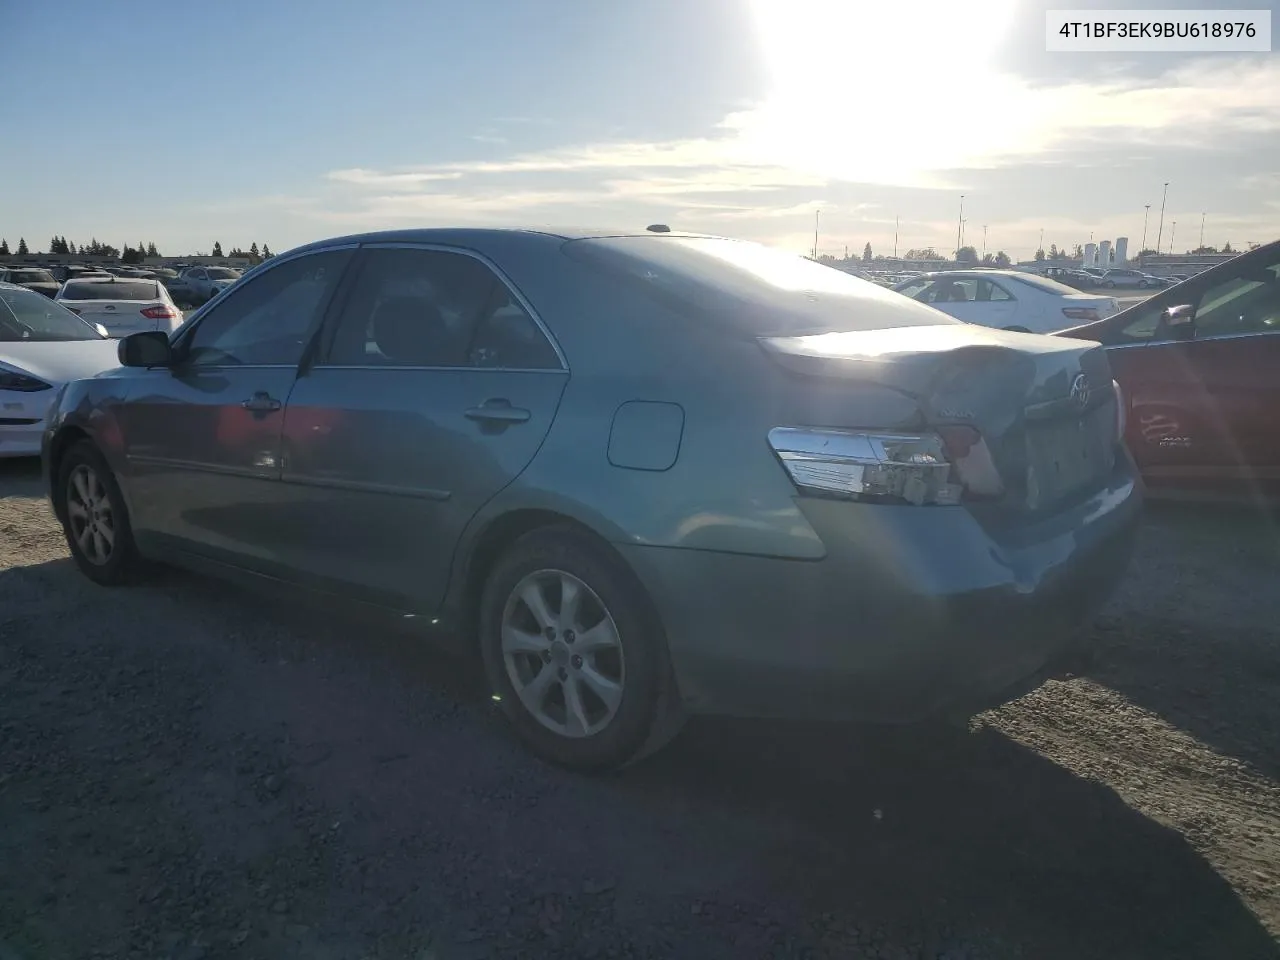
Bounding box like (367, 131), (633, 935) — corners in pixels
(646, 224), (671, 233)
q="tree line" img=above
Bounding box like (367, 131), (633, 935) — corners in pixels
(852, 242), (1013, 267)
(0, 237), (274, 262)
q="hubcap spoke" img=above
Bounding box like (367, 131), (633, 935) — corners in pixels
(66, 500), (88, 520)
(578, 662), (622, 713)
(574, 619), (620, 654)
(72, 470), (92, 506)
(516, 662), (557, 714)
(558, 574), (582, 631)
(501, 623), (549, 656)
(519, 582), (556, 630)
(91, 529), (108, 562)
(561, 675), (591, 737)
(75, 525), (94, 552)
(97, 523), (115, 547)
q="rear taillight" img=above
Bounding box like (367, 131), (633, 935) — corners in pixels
(0, 371), (52, 392)
(1062, 307), (1101, 322)
(140, 305), (180, 320)
(768, 427), (962, 505)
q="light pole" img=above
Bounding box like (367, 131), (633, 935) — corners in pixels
(1169, 220), (1177, 255)
(813, 209), (820, 259)
(955, 195), (964, 260)
(1199, 212), (1205, 251)
(1038, 228), (1044, 254)
(982, 225), (988, 259)
(1141, 204), (1151, 254)
(1155, 181), (1169, 255)
(894, 215), (899, 258)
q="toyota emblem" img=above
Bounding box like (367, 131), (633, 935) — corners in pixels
(1070, 373), (1091, 410)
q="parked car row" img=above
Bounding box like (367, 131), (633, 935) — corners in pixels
(0, 262), (243, 308)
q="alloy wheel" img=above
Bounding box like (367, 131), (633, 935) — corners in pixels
(500, 569), (625, 738)
(66, 464), (115, 566)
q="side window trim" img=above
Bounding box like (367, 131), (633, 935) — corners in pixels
(330, 241), (569, 372)
(174, 244), (359, 367)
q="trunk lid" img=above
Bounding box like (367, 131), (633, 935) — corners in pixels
(762, 324), (1119, 512)
(61, 298), (168, 336)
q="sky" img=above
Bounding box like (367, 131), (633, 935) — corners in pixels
(2, 0), (1278, 261)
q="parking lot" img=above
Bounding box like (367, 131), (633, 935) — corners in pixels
(1, 457), (1278, 960)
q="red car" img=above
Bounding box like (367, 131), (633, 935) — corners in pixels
(1061, 239), (1280, 499)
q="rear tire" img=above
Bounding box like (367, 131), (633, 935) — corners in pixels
(479, 525), (681, 771)
(55, 440), (140, 586)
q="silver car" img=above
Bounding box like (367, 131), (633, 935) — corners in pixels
(180, 266), (242, 303)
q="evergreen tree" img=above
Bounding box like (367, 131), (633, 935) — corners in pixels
(16, 238), (28, 255)
(212, 241), (224, 257)
(0, 240), (9, 255)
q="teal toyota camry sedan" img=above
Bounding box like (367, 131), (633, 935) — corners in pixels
(42, 228), (1141, 770)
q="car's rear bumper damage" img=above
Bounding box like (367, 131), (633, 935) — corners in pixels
(620, 456), (1142, 724)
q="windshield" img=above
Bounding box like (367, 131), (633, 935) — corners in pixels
(1009, 273), (1084, 296)
(8, 269), (55, 283)
(206, 267), (241, 280)
(61, 280), (162, 301)
(564, 236), (957, 335)
(0, 286), (105, 341)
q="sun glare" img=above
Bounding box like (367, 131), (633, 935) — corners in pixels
(744, 0), (1019, 182)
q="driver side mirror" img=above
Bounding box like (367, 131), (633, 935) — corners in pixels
(118, 330), (174, 367)
(1164, 303), (1196, 341)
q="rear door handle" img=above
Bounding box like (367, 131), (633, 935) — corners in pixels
(465, 399), (531, 424)
(241, 392), (282, 413)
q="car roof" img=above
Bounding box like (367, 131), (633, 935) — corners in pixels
(917, 269), (1030, 279)
(280, 226), (722, 259)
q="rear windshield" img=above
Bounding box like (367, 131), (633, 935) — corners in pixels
(206, 267), (240, 279)
(61, 279), (161, 301)
(0, 287), (105, 342)
(7, 269), (55, 283)
(563, 236), (957, 335)
(1009, 273), (1084, 296)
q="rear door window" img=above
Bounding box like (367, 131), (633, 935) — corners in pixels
(322, 247), (561, 370)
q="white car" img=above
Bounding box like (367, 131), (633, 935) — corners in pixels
(180, 265), (242, 303)
(55, 276), (183, 338)
(0, 283), (121, 458)
(892, 270), (1121, 334)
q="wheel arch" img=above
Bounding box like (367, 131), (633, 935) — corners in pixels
(46, 425), (92, 521)
(451, 507), (622, 634)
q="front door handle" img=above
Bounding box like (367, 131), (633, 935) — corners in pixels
(465, 398), (531, 424)
(241, 392), (282, 413)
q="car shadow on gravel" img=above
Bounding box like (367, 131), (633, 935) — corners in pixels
(1093, 500), (1280, 780)
(4, 555), (1277, 960)
(0, 457), (44, 499)
(620, 717), (1279, 960)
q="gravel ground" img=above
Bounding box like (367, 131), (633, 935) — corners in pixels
(2, 456), (1278, 960)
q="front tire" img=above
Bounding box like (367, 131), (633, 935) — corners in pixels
(479, 526), (680, 771)
(56, 440), (140, 586)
